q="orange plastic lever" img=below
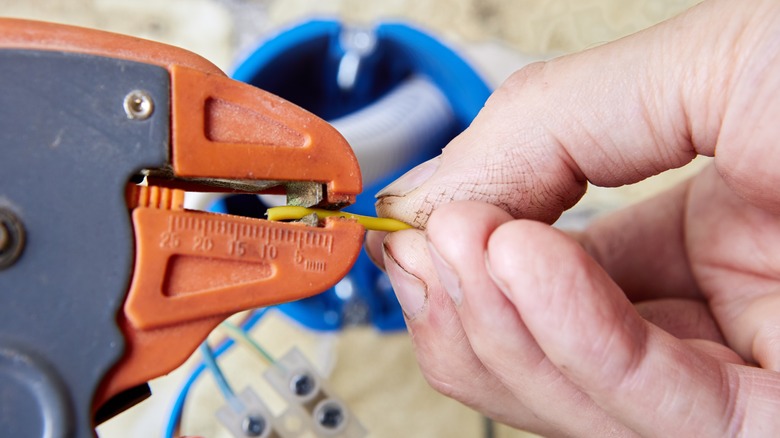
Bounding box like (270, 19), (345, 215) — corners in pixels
(0, 19), (364, 411)
(170, 65), (361, 206)
(0, 18), (361, 206)
(126, 204), (364, 330)
(96, 187), (363, 408)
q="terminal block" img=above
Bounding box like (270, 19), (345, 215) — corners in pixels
(264, 349), (366, 438)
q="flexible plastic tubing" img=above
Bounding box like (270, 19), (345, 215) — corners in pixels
(329, 75), (455, 188)
(163, 308), (270, 438)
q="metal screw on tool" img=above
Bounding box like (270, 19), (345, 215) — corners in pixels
(289, 372), (316, 397)
(315, 400), (345, 430)
(241, 414), (267, 437)
(0, 207), (25, 269)
(123, 90), (154, 120)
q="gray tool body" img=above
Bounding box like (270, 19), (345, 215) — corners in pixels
(0, 49), (170, 438)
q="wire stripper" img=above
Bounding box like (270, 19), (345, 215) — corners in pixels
(0, 18), (364, 437)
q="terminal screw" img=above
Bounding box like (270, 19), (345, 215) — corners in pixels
(289, 372), (316, 397)
(241, 414), (267, 437)
(315, 400), (345, 430)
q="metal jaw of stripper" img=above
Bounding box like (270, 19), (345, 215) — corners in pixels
(0, 19), (364, 436)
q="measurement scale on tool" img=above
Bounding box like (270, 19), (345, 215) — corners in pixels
(161, 210), (334, 274)
(125, 205), (364, 330)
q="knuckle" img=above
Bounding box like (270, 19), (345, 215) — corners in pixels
(488, 61), (549, 106)
(412, 332), (477, 401)
(420, 366), (465, 400)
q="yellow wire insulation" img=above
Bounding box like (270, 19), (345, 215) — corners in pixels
(266, 206), (412, 232)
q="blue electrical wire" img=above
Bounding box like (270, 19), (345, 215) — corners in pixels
(198, 342), (244, 413)
(163, 308), (269, 438)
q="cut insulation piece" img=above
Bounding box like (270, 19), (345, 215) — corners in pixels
(267, 206), (412, 232)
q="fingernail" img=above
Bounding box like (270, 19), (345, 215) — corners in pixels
(383, 239), (428, 319)
(427, 240), (462, 306)
(376, 156), (440, 198)
(365, 231), (388, 271)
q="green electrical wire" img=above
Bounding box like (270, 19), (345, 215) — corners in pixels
(219, 321), (276, 366)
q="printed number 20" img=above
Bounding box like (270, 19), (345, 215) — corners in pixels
(193, 236), (213, 252)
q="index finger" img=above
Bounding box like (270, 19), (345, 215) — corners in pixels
(376, 0), (780, 226)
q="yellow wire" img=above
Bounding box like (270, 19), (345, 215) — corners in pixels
(266, 206), (412, 232)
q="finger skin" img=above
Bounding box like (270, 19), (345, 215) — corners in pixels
(381, 229), (547, 431)
(684, 339), (745, 365)
(633, 298), (724, 343)
(485, 218), (780, 436)
(426, 202), (633, 437)
(686, 165), (780, 369)
(367, 0), (780, 434)
(404, 201), (780, 436)
(377, 0), (780, 229)
(715, 0), (780, 212)
(576, 180), (699, 302)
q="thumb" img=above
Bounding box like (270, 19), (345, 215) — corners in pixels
(376, 0), (780, 226)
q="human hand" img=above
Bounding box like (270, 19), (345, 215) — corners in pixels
(366, 0), (780, 436)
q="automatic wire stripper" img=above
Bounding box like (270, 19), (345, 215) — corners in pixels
(0, 18), (366, 437)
